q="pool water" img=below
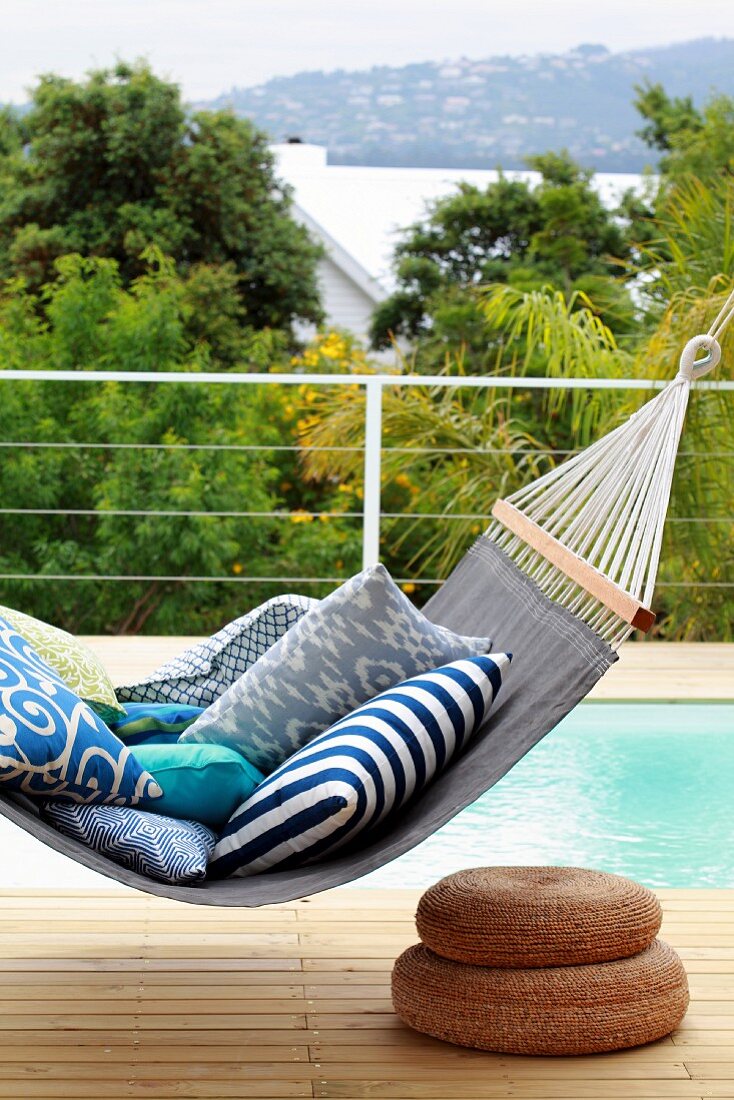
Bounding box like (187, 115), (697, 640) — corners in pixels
(360, 703), (734, 890)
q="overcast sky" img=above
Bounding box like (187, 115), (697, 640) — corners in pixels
(2, 0), (731, 103)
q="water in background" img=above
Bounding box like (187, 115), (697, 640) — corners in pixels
(360, 703), (734, 889)
(1, 702), (732, 890)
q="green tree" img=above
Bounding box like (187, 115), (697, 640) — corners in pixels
(0, 107), (24, 158)
(635, 82), (734, 179)
(370, 151), (633, 352)
(0, 62), (323, 332)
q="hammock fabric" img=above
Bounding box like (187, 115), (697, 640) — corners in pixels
(0, 307), (731, 907)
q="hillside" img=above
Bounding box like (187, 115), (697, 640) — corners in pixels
(203, 37), (734, 171)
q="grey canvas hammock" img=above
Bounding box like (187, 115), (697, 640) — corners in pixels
(0, 309), (731, 906)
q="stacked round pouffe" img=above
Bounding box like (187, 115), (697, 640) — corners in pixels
(392, 867), (689, 1056)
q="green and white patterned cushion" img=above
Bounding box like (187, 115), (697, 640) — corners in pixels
(0, 605), (124, 722)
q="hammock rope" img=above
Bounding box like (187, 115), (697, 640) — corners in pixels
(708, 284), (734, 342)
(488, 296), (733, 649)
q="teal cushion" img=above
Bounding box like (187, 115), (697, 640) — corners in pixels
(132, 743), (265, 829)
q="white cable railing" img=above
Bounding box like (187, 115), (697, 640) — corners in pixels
(0, 368), (732, 590)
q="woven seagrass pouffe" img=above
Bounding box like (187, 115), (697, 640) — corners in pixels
(392, 867), (689, 1056)
(417, 866), (663, 967)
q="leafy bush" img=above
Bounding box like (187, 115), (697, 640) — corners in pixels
(0, 256), (359, 632)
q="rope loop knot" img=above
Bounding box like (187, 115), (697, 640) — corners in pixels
(677, 334), (721, 382)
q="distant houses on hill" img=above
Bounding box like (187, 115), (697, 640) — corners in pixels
(211, 38), (734, 174)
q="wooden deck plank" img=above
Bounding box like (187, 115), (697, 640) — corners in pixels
(311, 1086), (734, 1099)
(3, 888), (734, 1100)
(0, 1086), (310, 1099)
(0, 1047), (309, 1064)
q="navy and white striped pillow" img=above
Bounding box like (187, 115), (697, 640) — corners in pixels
(209, 653), (510, 879)
(41, 801), (216, 885)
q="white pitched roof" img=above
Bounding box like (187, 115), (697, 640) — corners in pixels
(291, 203), (386, 305)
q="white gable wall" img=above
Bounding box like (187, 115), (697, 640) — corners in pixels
(295, 255), (400, 363)
(317, 253), (378, 338)
(293, 253), (380, 345)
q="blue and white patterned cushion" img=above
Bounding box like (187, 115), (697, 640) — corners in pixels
(116, 595), (318, 707)
(41, 801), (216, 885)
(182, 565), (492, 775)
(208, 653), (510, 879)
(0, 617), (162, 806)
(109, 702), (205, 745)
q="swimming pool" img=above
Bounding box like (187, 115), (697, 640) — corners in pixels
(360, 703), (734, 890)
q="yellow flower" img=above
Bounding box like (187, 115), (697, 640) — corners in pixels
(290, 510), (314, 524)
(319, 513), (330, 523)
(337, 483), (352, 494)
(232, 562), (243, 575)
(401, 582), (417, 595)
(395, 473), (412, 489)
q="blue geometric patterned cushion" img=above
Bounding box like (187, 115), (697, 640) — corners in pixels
(208, 653), (510, 879)
(0, 617), (162, 806)
(41, 801), (216, 884)
(182, 565), (492, 775)
(116, 595), (318, 707)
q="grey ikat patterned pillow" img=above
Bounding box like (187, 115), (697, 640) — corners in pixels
(180, 564), (492, 774)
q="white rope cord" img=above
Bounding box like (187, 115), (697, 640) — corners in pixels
(709, 285), (734, 341)
(486, 294), (733, 649)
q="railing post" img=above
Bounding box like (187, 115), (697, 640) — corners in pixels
(362, 378), (383, 569)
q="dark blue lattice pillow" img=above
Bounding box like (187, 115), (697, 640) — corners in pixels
(115, 595), (318, 707)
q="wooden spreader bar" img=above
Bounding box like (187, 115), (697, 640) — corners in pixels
(491, 499), (657, 633)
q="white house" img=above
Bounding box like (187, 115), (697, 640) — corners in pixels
(271, 141), (646, 344)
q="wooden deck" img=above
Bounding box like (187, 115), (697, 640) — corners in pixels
(2, 885), (734, 1099)
(82, 638), (734, 702)
(5, 641), (719, 1095)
